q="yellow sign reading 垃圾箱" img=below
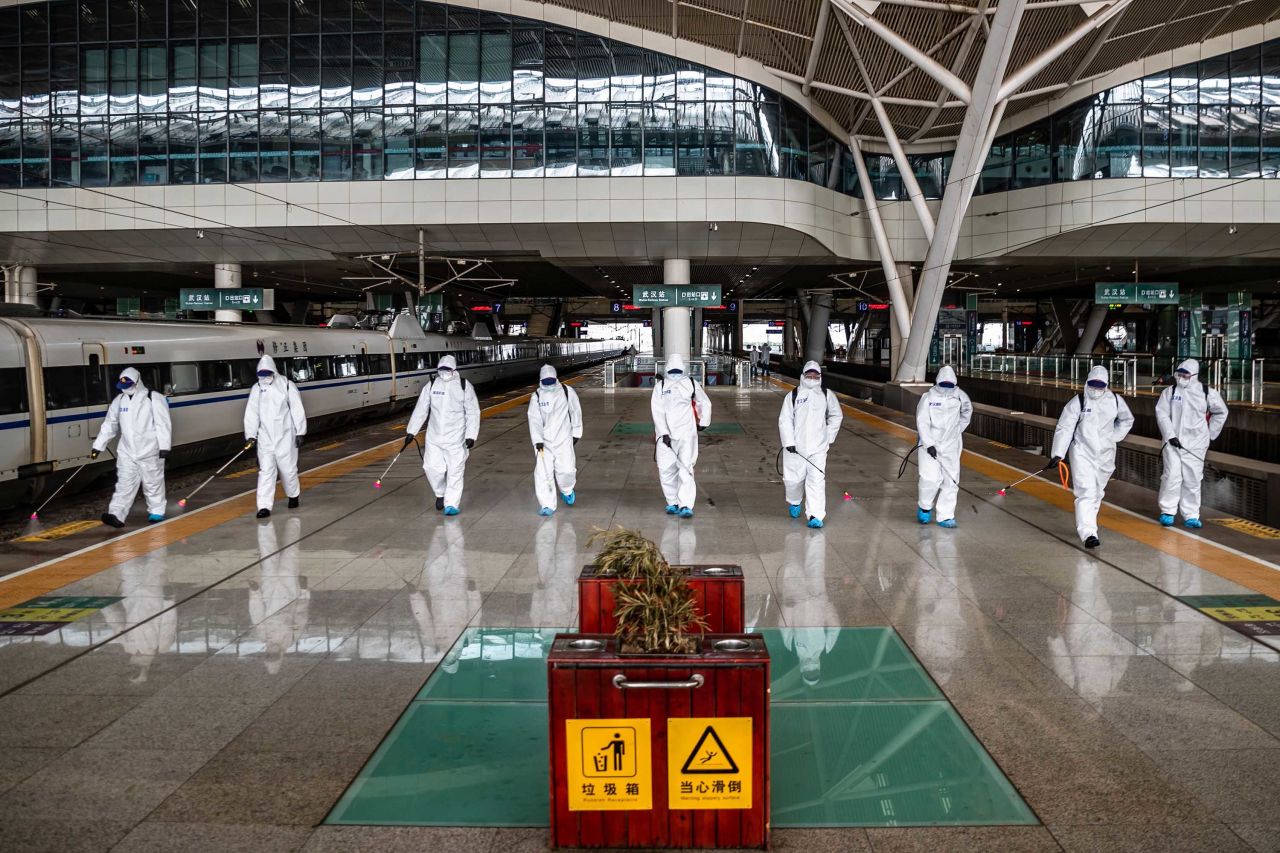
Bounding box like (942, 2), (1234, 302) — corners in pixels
(667, 717), (752, 810)
(564, 718), (652, 811)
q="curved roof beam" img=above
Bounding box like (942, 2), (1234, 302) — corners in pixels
(830, 0), (974, 105)
(802, 0), (834, 96)
(997, 0), (1136, 100)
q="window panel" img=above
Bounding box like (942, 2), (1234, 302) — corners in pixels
(50, 118), (79, 185)
(290, 109), (320, 180)
(1264, 42), (1280, 105)
(198, 40), (228, 111)
(1095, 103), (1141, 177)
(512, 27), (543, 102)
(446, 105), (478, 177)
(259, 36), (288, 108)
(198, 0), (226, 38)
(609, 103), (641, 176)
(414, 106), (445, 178)
(351, 108), (380, 179)
(734, 99), (777, 177)
(1229, 46), (1260, 105)
(322, 0), (351, 33)
(1051, 99), (1094, 181)
(480, 31), (511, 104)
(707, 100), (733, 176)
(1198, 105), (1228, 177)
(138, 114), (166, 183)
(383, 0), (414, 31)
(577, 35), (609, 103)
(49, 2), (78, 43)
(229, 40), (257, 110)
(321, 108), (351, 179)
(108, 114), (137, 185)
(23, 45), (51, 117)
(610, 42), (643, 102)
(1261, 106), (1280, 177)
(21, 3), (49, 43)
(384, 106), (413, 178)
(1228, 105), (1260, 177)
(676, 61), (703, 102)
(228, 0), (256, 36)
(139, 43), (167, 113)
(136, 0), (165, 39)
(1140, 106), (1170, 177)
(511, 104), (543, 177)
(544, 28), (574, 103)
(290, 36), (320, 108)
(81, 0), (107, 41)
(258, 108), (289, 180)
(976, 141), (1009, 195)
(417, 33), (446, 105)
(108, 45), (137, 114)
(675, 102), (703, 176)
(21, 117), (50, 187)
(85, 115), (120, 184)
(479, 104), (510, 176)
(1142, 69), (1169, 104)
(81, 45), (109, 115)
(228, 110), (258, 181)
(353, 33), (381, 106)
(384, 33), (415, 105)
(1169, 104), (1198, 175)
(780, 101), (807, 180)
(448, 32), (479, 104)
(321, 34), (352, 108)
(647, 52), (675, 102)
(1, 119), (23, 188)
(544, 102), (575, 176)
(577, 101), (607, 175)
(198, 111), (227, 182)
(259, 0), (287, 36)
(1200, 56), (1229, 105)
(353, 0), (380, 32)
(109, 0), (134, 40)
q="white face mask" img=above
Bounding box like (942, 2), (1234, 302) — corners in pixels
(258, 374), (274, 387)
(1176, 374), (1192, 388)
(439, 368), (457, 382)
(801, 376), (821, 389)
(1086, 385), (1106, 400)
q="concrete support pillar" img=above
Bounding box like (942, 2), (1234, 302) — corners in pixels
(651, 308), (663, 354)
(784, 307), (798, 361)
(735, 299), (745, 356)
(890, 264), (915, 375)
(662, 258), (691, 360)
(214, 262), (242, 322)
(8, 265), (38, 306)
(804, 292), (833, 365)
(691, 307), (704, 356)
(1075, 304), (1109, 356)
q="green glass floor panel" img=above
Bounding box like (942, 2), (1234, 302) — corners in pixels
(752, 627), (944, 703)
(327, 701), (550, 826)
(611, 421), (743, 436)
(771, 702), (1036, 827)
(415, 627), (564, 703)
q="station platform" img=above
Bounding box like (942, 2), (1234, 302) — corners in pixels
(1, 372), (1278, 852)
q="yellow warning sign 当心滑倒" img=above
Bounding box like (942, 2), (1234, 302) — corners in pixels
(667, 717), (752, 810)
(564, 718), (652, 811)
(1199, 606), (1280, 622)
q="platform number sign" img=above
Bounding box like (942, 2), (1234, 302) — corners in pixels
(611, 301), (623, 314)
(667, 717), (752, 809)
(565, 718), (652, 811)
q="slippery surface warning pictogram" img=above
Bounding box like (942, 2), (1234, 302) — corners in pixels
(668, 717), (752, 809)
(564, 718), (652, 811)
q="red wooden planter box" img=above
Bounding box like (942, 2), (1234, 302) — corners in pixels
(548, 633), (770, 850)
(578, 565), (744, 635)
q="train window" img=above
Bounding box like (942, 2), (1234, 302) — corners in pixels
(0, 368), (28, 415)
(201, 361), (240, 390)
(45, 366), (87, 409)
(333, 355), (360, 378)
(170, 363), (200, 395)
(367, 353), (391, 374)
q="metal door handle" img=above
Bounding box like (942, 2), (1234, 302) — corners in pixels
(612, 674), (704, 690)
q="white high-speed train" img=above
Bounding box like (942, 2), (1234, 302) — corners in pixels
(0, 312), (627, 507)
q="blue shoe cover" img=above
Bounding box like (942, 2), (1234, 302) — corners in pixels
(678, 507), (694, 518)
(665, 504), (679, 515)
(1184, 518), (1202, 529)
(562, 491), (576, 506)
(807, 517), (823, 529)
(937, 518), (957, 529)
(538, 507), (554, 516)
(147, 513), (165, 523)
(1159, 514), (1175, 527)
(916, 507), (932, 524)
(443, 506), (460, 516)
(788, 504), (802, 519)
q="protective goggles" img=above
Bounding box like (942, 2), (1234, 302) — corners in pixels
(937, 381), (955, 389)
(116, 377), (135, 390)
(667, 369), (684, 377)
(540, 377), (557, 386)
(1175, 369), (1193, 377)
(1086, 379), (1108, 389)
(803, 371), (822, 379)
(256, 370), (274, 378)
(437, 366), (454, 375)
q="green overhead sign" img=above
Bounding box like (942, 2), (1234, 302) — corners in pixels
(180, 288), (274, 311)
(631, 285), (722, 308)
(1094, 282), (1179, 305)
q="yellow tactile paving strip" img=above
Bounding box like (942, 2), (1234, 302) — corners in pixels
(0, 380), (570, 610)
(767, 376), (1280, 599)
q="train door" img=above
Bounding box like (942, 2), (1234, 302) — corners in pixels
(358, 342), (372, 407)
(78, 343), (108, 456)
(0, 323), (31, 479)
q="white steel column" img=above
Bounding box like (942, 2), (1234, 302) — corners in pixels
(894, 0), (1027, 382)
(214, 262), (243, 323)
(10, 265), (39, 306)
(804, 292), (834, 365)
(889, 264), (914, 374)
(1075, 305), (1109, 356)
(851, 138), (912, 340)
(870, 99), (935, 242)
(662, 258), (691, 360)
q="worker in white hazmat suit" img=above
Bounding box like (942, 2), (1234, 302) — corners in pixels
(914, 365), (972, 529)
(406, 354), (480, 516)
(244, 355), (306, 519)
(527, 364), (583, 515)
(1155, 359), (1227, 529)
(651, 353), (712, 517)
(93, 366), (172, 527)
(778, 361), (842, 528)
(1050, 365), (1134, 549)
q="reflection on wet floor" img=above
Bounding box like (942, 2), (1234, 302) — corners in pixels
(0, 378), (1278, 851)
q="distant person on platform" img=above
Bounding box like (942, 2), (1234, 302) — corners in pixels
(244, 355), (307, 519)
(914, 365), (972, 529)
(779, 361), (842, 528)
(760, 342), (773, 377)
(1155, 359), (1228, 529)
(405, 354), (480, 516)
(749, 346), (760, 378)
(93, 366), (172, 527)
(528, 364), (583, 515)
(1050, 365), (1134, 549)
(652, 354), (712, 518)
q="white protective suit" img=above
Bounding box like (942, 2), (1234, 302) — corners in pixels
(250, 516), (310, 675)
(1155, 359), (1228, 521)
(407, 354), (481, 509)
(778, 361), (843, 522)
(530, 516), (578, 628)
(94, 366), (172, 521)
(778, 529), (840, 689)
(915, 365), (973, 522)
(410, 523), (480, 671)
(244, 355), (307, 511)
(527, 364), (583, 510)
(1051, 366), (1135, 542)
(651, 354), (712, 510)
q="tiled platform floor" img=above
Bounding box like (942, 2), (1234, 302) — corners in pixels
(0, 376), (1278, 852)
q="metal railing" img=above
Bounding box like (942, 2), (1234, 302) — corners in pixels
(965, 354), (1267, 403)
(604, 355), (751, 388)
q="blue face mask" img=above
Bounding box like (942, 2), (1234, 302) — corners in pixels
(1086, 380), (1107, 390)
(541, 377), (556, 386)
(667, 370), (683, 378)
(116, 378), (135, 391)
(256, 370), (273, 379)
(938, 381), (955, 389)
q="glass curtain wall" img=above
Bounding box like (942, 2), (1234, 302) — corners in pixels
(0, 0), (849, 189)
